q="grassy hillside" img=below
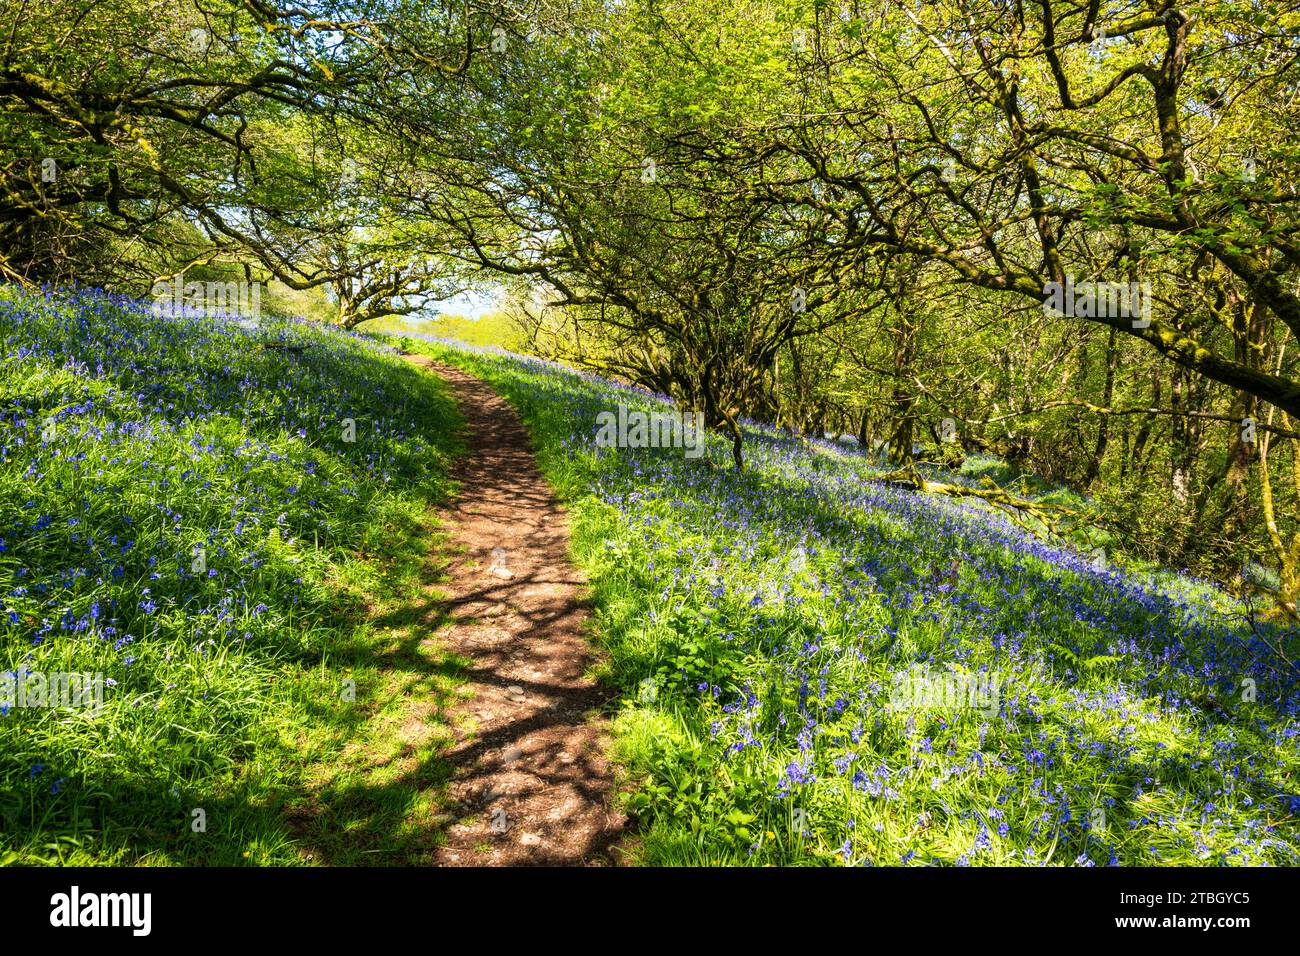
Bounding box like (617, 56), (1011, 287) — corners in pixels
(403, 335), (1300, 866)
(368, 311), (526, 352)
(0, 287), (463, 864)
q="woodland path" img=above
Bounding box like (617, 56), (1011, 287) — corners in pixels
(404, 354), (625, 865)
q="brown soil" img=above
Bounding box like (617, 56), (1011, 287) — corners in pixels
(404, 354), (626, 865)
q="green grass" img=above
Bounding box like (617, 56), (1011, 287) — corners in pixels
(0, 286), (467, 865)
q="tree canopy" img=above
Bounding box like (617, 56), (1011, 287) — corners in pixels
(6, 0), (1300, 602)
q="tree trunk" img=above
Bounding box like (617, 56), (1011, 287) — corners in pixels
(1083, 327), (1117, 488)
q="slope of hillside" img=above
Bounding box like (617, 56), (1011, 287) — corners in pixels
(0, 287), (462, 864)
(403, 336), (1300, 866)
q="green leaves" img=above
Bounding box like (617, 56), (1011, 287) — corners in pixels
(652, 606), (747, 697)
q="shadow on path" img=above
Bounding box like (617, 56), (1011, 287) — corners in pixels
(403, 354), (626, 866)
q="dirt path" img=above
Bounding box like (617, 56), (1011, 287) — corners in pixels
(404, 355), (625, 865)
